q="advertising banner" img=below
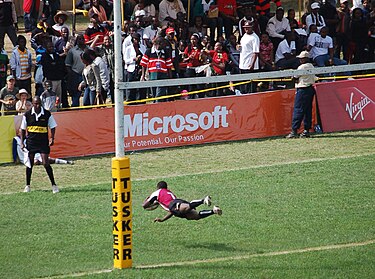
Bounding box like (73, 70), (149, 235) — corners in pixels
(44, 89), (303, 158)
(315, 78), (375, 132)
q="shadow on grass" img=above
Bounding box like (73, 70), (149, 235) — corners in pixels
(62, 186), (111, 193)
(181, 241), (243, 252)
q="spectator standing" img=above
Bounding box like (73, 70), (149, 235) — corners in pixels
(23, 0), (41, 33)
(43, 0), (61, 27)
(227, 33), (241, 74)
(238, 5), (261, 38)
(89, 48), (110, 103)
(98, 35), (115, 103)
(10, 35), (33, 95)
(65, 34), (88, 107)
(79, 50), (102, 106)
(189, 16), (208, 38)
(20, 96), (59, 194)
(0, 43), (8, 89)
(84, 13), (109, 48)
(0, 75), (18, 115)
(15, 88), (32, 115)
(52, 11), (70, 34)
(319, 0), (339, 39)
(348, 7), (368, 64)
(306, 2), (326, 34)
(336, 0), (351, 60)
(183, 33), (204, 98)
(217, 0), (238, 39)
(286, 51), (316, 139)
(40, 80), (57, 111)
(266, 7), (291, 52)
(140, 36), (173, 102)
(89, 0), (109, 24)
(205, 41), (229, 96)
(239, 21), (259, 93)
(256, 0), (282, 33)
(192, 0), (222, 44)
(124, 33), (146, 103)
(143, 16), (161, 48)
(40, 41), (66, 107)
(0, 0), (17, 47)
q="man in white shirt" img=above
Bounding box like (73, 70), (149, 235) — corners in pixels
(158, 0), (186, 26)
(275, 31), (300, 69)
(306, 2), (326, 34)
(239, 21), (259, 93)
(286, 51), (316, 139)
(307, 26), (347, 68)
(143, 16), (161, 48)
(266, 6), (291, 52)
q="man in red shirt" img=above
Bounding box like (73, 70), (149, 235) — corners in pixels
(143, 181), (222, 222)
(140, 36), (173, 102)
(216, 0), (238, 39)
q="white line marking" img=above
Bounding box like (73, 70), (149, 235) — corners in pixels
(36, 239), (375, 278)
(136, 239), (375, 269)
(2, 153), (374, 195)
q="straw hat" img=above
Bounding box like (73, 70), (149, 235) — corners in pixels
(16, 89), (31, 99)
(54, 11), (68, 23)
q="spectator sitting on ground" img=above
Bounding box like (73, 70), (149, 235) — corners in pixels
(266, 6), (291, 52)
(275, 31), (300, 69)
(159, 0), (186, 27)
(189, 16), (207, 39)
(259, 33), (275, 71)
(15, 88), (32, 115)
(307, 26), (349, 74)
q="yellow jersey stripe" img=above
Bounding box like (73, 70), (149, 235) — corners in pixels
(27, 126), (48, 133)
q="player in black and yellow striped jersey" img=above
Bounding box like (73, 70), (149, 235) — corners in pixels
(20, 96), (59, 193)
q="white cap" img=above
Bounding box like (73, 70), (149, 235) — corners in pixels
(296, 51), (310, 59)
(340, 0), (348, 3)
(311, 2), (320, 9)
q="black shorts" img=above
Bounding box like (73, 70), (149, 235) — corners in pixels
(168, 199), (190, 218)
(26, 139), (50, 154)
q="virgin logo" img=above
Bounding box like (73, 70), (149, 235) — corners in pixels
(345, 90), (372, 121)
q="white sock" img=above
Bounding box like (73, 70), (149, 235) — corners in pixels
(55, 158), (68, 164)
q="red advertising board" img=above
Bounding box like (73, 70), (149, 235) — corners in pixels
(315, 78), (375, 132)
(10, 88), (316, 159)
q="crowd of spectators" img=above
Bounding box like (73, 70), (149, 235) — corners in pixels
(1, 0), (375, 113)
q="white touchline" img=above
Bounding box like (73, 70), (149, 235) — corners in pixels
(36, 239), (375, 278)
(2, 153), (375, 195)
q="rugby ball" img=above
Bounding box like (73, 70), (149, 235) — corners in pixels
(145, 202), (159, 211)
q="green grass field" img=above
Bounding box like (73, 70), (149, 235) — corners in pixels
(0, 129), (374, 279)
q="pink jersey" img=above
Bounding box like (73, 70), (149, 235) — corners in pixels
(148, 188), (177, 211)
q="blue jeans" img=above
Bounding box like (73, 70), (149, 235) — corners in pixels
(292, 86), (315, 131)
(314, 54), (351, 76)
(83, 87), (96, 106)
(67, 71), (83, 107)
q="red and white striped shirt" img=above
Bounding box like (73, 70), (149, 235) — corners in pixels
(140, 47), (173, 74)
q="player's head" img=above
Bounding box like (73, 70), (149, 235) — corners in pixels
(157, 181), (168, 189)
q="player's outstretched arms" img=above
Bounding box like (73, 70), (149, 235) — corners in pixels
(154, 212), (173, 223)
